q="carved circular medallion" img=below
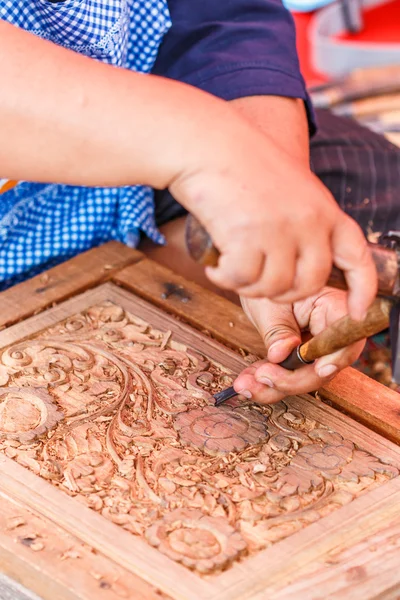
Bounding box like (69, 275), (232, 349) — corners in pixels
(174, 405), (269, 455)
(0, 387), (63, 442)
(146, 508), (247, 573)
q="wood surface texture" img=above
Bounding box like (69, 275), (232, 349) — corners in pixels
(0, 574), (41, 600)
(113, 256), (400, 444)
(1, 242), (397, 446)
(0, 282), (400, 599)
(0, 490), (166, 600)
(0, 242), (141, 330)
(300, 297), (391, 362)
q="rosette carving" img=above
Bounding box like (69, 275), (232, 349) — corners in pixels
(173, 405), (269, 455)
(0, 387), (63, 442)
(146, 509), (247, 573)
(0, 300), (397, 576)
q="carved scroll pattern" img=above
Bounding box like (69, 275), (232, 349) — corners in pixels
(0, 301), (398, 575)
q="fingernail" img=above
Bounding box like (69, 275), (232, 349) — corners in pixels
(317, 364), (338, 378)
(256, 376), (275, 388)
(238, 389), (252, 399)
(269, 340), (286, 352)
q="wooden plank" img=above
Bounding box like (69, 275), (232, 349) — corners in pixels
(231, 477), (400, 600)
(320, 369), (400, 445)
(0, 492), (167, 600)
(271, 519), (400, 600)
(2, 457), (400, 600)
(0, 457), (211, 600)
(0, 574), (41, 600)
(113, 259), (266, 356)
(0, 242), (142, 329)
(113, 259), (400, 444)
(1, 283), (400, 599)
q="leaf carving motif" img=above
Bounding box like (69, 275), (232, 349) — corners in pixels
(0, 301), (398, 574)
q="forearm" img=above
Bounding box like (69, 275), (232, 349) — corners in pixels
(231, 96), (310, 166)
(0, 21), (233, 189)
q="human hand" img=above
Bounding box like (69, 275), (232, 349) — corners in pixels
(233, 290), (366, 404)
(170, 110), (376, 320)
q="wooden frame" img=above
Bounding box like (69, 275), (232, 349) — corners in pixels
(1, 275), (400, 599)
(2, 242), (399, 447)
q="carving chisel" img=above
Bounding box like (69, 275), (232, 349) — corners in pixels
(185, 215), (400, 405)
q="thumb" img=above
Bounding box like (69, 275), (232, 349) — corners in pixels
(241, 296), (301, 363)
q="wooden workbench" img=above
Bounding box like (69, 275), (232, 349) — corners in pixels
(0, 242), (399, 600)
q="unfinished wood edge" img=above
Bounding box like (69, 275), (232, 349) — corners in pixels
(0, 242), (143, 329)
(112, 260), (266, 356)
(0, 456), (214, 600)
(291, 393), (400, 457)
(319, 367), (400, 445)
(0, 574), (42, 600)
(0, 543), (76, 600)
(0, 492), (167, 600)
(113, 259), (400, 445)
(213, 476), (400, 600)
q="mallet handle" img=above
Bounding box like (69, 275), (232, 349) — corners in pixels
(185, 214), (399, 299)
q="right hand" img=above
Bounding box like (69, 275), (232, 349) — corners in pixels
(235, 289), (366, 404)
(170, 107), (376, 320)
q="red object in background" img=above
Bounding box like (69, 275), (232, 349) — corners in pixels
(339, 0), (400, 43)
(293, 12), (320, 85)
(293, 0), (400, 85)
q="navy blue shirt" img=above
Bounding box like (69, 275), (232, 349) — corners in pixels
(153, 0), (315, 133)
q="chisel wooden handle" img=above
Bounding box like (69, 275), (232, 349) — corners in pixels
(214, 297), (392, 405)
(185, 214), (399, 299)
(280, 297), (392, 369)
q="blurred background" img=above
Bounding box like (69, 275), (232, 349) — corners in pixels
(292, 0), (400, 149)
(286, 0), (400, 388)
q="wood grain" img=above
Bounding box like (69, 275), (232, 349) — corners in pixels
(113, 258), (400, 445)
(301, 297), (391, 362)
(0, 284), (400, 599)
(0, 242), (142, 329)
(0, 492), (167, 600)
(1, 244), (398, 446)
(229, 477), (400, 600)
(113, 258), (266, 356)
(0, 574), (41, 600)
(271, 519), (400, 600)
(319, 368), (400, 444)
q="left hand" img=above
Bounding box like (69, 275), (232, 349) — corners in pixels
(234, 288), (366, 404)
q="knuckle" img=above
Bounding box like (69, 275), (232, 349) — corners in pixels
(263, 273), (294, 298)
(263, 323), (297, 347)
(297, 265), (330, 295)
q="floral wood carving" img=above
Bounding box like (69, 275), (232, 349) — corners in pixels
(0, 301), (398, 575)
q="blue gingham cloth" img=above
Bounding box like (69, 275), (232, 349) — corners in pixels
(0, 0), (171, 287)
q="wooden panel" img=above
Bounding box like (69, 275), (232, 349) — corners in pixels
(114, 259), (400, 444)
(0, 283), (399, 599)
(0, 242), (142, 329)
(113, 258), (266, 356)
(0, 574), (41, 600)
(0, 492), (165, 600)
(1, 245), (397, 445)
(320, 368), (400, 445)
(272, 516), (400, 599)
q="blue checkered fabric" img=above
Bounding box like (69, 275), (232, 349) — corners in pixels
(0, 0), (171, 287)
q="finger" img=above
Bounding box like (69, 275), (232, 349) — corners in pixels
(253, 332), (365, 396)
(314, 338), (366, 378)
(240, 297), (301, 363)
(253, 361), (337, 397)
(270, 234), (332, 305)
(233, 363), (287, 405)
(205, 245), (264, 291)
(332, 216), (377, 320)
(238, 242), (297, 299)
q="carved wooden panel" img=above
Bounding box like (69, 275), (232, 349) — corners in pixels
(0, 283), (399, 600)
